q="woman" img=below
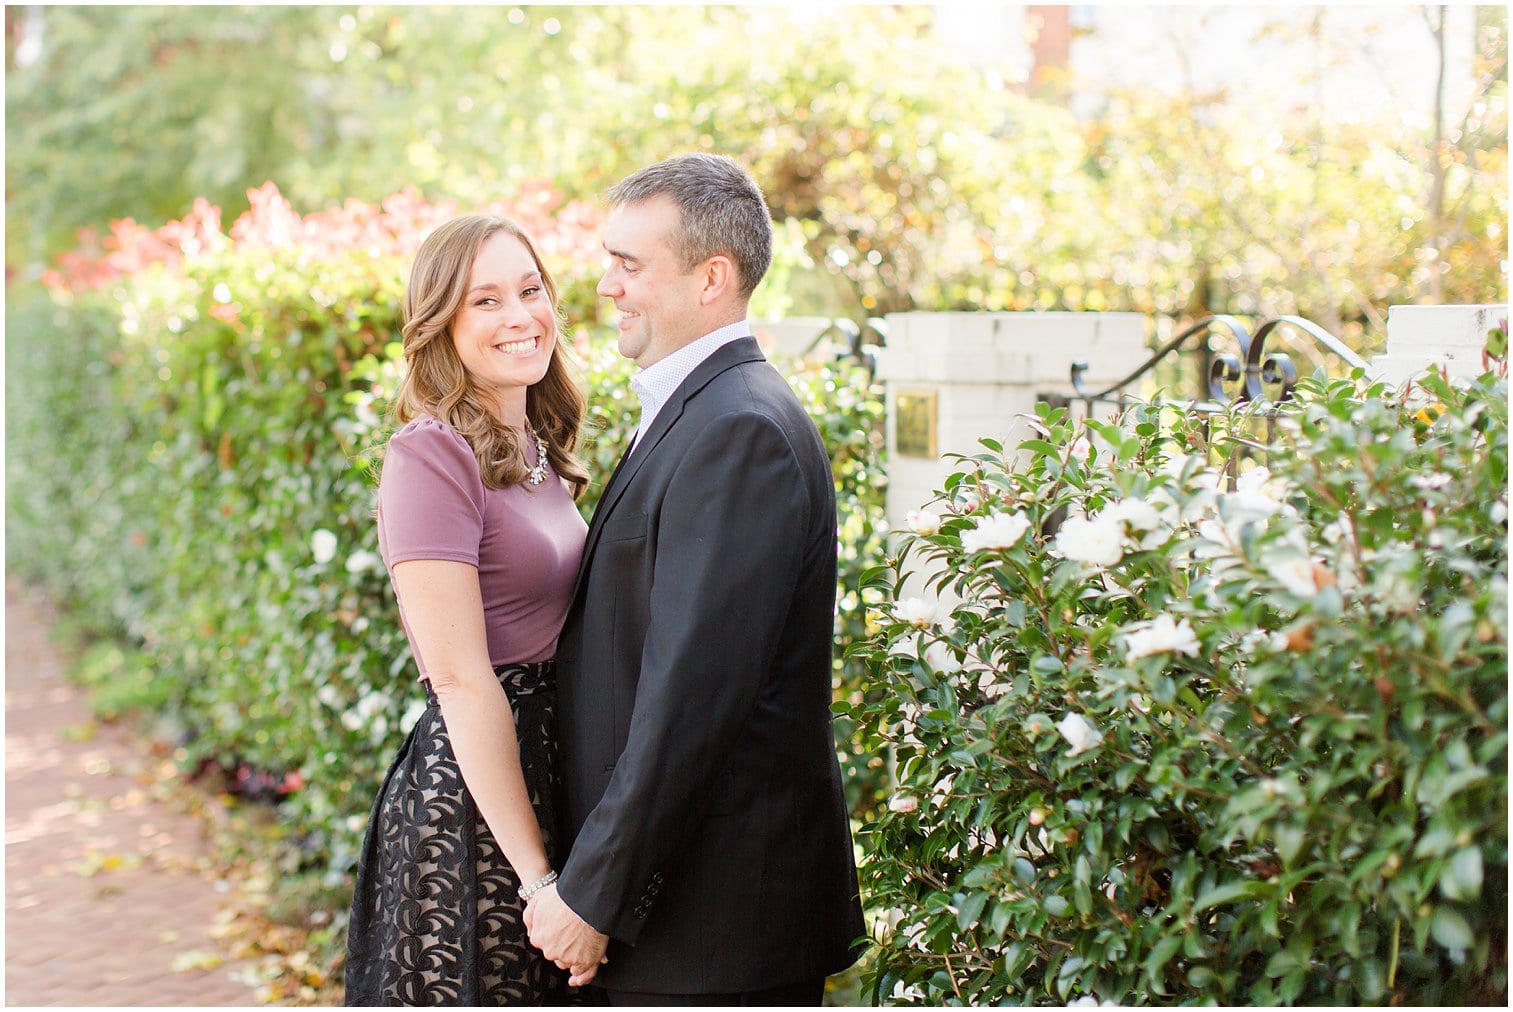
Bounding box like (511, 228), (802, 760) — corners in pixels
(345, 215), (591, 1006)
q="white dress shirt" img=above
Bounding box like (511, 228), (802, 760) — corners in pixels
(628, 321), (751, 450)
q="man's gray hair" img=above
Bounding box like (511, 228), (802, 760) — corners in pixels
(606, 153), (773, 300)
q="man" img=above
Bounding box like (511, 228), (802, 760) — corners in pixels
(524, 153), (866, 1005)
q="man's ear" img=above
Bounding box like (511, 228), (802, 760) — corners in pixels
(698, 255), (738, 306)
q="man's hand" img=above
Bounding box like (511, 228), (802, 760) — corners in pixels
(524, 882), (609, 986)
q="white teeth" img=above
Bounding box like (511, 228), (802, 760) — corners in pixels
(494, 337), (537, 355)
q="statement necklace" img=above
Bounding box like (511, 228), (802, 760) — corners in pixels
(527, 428), (550, 486)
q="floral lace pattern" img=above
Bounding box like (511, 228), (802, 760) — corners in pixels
(346, 662), (567, 1006)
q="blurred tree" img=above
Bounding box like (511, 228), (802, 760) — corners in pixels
(6, 5), (1506, 333)
(5, 5), (333, 266)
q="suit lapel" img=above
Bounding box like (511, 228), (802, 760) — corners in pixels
(570, 337), (766, 597)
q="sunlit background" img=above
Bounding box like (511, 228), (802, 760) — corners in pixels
(3, 6), (1507, 1004)
(6, 4), (1507, 348)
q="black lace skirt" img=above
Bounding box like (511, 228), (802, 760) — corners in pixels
(345, 661), (569, 1006)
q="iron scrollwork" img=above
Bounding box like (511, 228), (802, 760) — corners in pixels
(1064, 314), (1366, 417)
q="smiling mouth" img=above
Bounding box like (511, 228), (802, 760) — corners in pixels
(494, 336), (539, 355)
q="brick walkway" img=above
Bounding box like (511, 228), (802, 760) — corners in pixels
(5, 580), (262, 1006)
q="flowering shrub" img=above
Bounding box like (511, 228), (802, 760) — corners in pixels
(6, 183), (889, 946)
(7, 183), (605, 885)
(845, 361), (1507, 1004)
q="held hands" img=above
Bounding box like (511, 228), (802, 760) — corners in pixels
(523, 882), (609, 987)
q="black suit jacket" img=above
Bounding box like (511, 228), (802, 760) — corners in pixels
(554, 338), (865, 994)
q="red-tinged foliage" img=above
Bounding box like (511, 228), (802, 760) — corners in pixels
(42, 182), (607, 294)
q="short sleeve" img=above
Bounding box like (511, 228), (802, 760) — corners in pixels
(378, 418), (485, 567)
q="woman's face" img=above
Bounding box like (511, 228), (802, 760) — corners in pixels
(449, 231), (557, 416)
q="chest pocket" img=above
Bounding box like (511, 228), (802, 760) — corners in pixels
(600, 509), (648, 543)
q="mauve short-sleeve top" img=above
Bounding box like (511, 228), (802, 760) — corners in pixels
(376, 417), (588, 677)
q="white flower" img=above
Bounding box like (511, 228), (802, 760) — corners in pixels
(354, 400), (381, 430)
(1056, 712), (1103, 755)
(1239, 629), (1289, 655)
(1055, 514), (1125, 567)
(1236, 464), (1288, 502)
(1410, 471), (1452, 490)
(888, 794), (919, 813)
(1373, 569), (1420, 612)
(1266, 554), (1318, 598)
(1197, 518), (1235, 549)
(1320, 516), (1354, 545)
(893, 597), (937, 628)
(1124, 615), (1201, 661)
(1102, 496), (1163, 532)
(1161, 456), (1224, 519)
(905, 509), (941, 536)
(1103, 496), (1169, 549)
(1492, 499), (1508, 525)
(311, 528), (338, 565)
(952, 489), (982, 514)
(316, 684), (342, 709)
(345, 549), (380, 575)
(891, 980), (926, 1001)
(888, 632), (921, 658)
(1220, 488), (1283, 524)
(1161, 453), (1220, 490)
(923, 640), (962, 674)
(961, 510), (1031, 552)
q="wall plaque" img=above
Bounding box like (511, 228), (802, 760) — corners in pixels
(895, 389), (939, 458)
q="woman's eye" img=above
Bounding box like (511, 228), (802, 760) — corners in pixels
(522, 286), (541, 297)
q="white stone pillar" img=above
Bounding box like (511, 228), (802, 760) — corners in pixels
(875, 311), (1149, 551)
(752, 317), (842, 360)
(1369, 304), (1508, 385)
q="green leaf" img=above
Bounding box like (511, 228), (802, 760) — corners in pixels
(1186, 965), (1217, 989)
(1273, 823), (1305, 864)
(1017, 439), (1062, 458)
(1264, 949), (1300, 978)
(956, 889), (988, 930)
(1145, 935), (1182, 990)
(1194, 879), (1262, 913)
(1438, 847), (1484, 902)
(1429, 905), (1475, 951)
(1414, 825), (1456, 859)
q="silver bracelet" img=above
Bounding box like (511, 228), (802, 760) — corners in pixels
(519, 869), (557, 901)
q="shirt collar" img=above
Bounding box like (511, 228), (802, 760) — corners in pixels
(629, 320), (751, 424)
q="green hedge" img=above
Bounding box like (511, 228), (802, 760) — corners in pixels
(4, 193), (888, 913)
(845, 358), (1508, 1004)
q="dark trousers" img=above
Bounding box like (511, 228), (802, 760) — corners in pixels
(602, 976), (827, 1007)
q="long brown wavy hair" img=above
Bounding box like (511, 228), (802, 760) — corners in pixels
(393, 214), (589, 498)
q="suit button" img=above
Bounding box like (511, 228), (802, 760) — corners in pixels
(633, 905), (647, 918)
(652, 872), (664, 883)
